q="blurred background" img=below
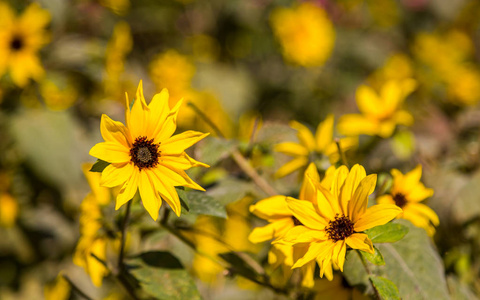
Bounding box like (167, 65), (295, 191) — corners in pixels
(1, 0), (480, 299)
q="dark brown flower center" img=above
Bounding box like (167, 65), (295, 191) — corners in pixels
(130, 136), (160, 171)
(326, 214), (354, 242)
(393, 193), (407, 208)
(292, 216), (303, 226)
(10, 35), (24, 51)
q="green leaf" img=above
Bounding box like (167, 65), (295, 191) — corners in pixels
(127, 251), (201, 300)
(195, 137), (238, 166)
(344, 220), (450, 300)
(89, 159), (110, 173)
(219, 252), (260, 281)
(176, 188), (226, 218)
(369, 276), (401, 300)
(361, 246), (385, 266)
(366, 222), (409, 243)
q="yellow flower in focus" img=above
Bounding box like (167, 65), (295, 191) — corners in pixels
(249, 163), (334, 287)
(0, 193), (18, 227)
(44, 273), (70, 300)
(275, 114), (357, 178)
(0, 2), (50, 87)
(270, 2), (335, 67)
(377, 165), (438, 236)
(338, 79), (416, 138)
(89, 81), (209, 220)
(278, 164), (402, 279)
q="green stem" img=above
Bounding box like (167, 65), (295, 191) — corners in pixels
(356, 250), (381, 300)
(335, 138), (349, 168)
(118, 200), (132, 271)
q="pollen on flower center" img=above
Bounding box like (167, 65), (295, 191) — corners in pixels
(325, 214), (354, 242)
(393, 193), (407, 208)
(10, 35), (24, 51)
(130, 136), (160, 171)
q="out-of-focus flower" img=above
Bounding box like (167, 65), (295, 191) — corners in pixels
(0, 2), (50, 87)
(40, 77), (78, 111)
(368, 53), (414, 89)
(44, 273), (70, 300)
(104, 21), (133, 100)
(270, 2), (335, 67)
(275, 115), (357, 178)
(100, 0), (130, 15)
(191, 197), (258, 285)
(89, 81), (209, 220)
(413, 30), (480, 106)
(338, 79), (416, 138)
(249, 163), (334, 287)
(377, 165), (438, 236)
(278, 164), (402, 279)
(0, 193), (18, 227)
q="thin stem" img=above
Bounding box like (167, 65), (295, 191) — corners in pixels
(356, 250), (381, 300)
(335, 138), (349, 168)
(160, 206), (170, 225)
(62, 275), (94, 300)
(188, 101), (277, 197)
(118, 200), (132, 271)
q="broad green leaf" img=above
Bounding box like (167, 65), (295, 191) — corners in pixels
(344, 220), (449, 300)
(176, 189), (226, 218)
(127, 251), (201, 300)
(89, 159), (110, 172)
(219, 252), (260, 281)
(369, 276), (401, 300)
(361, 246), (385, 266)
(196, 137), (238, 166)
(366, 222), (409, 243)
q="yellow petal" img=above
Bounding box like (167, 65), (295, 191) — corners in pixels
(292, 241), (325, 268)
(115, 168), (139, 209)
(315, 114), (334, 152)
(274, 142), (309, 157)
(153, 98), (182, 143)
(286, 197), (327, 229)
(407, 184), (434, 202)
(377, 120), (396, 138)
(332, 165), (349, 204)
(100, 162), (132, 188)
(161, 131), (209, 155)
(405, 203), (439, 226)
(282, 226), (327, 244)
(349, 174), (377, 223)
(289, 121), (316, 151)
(376, 194), (395, 205)
(147, 89), (170, 136)
(249, 218), (294, 243)
(100, 114), (131, 148)
(19, 3), (51, 34)
(380, 80), (404, 115)
(154, 164), (204, 191)
(89, 142), (130, 164)
(393, 110), (414, 126)
(339, 164), (366, 215)
(127, 81), (149, 138)
(299, 163), (320, 202)
(301, 261), (316, 288)
(354, 204), (402, 232)
(356, 84), (383, 117)
(337, 114), (380, 136)
(275, 156), (308, 178)
(249, 195), (291, 220)
(160, 152), (209, 170)
(139, 171), (162, 220)
(154, 175), (182, 217)
(346, 233), (373, 253)
(334, 240), (347, 271)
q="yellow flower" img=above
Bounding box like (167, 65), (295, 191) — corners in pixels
(89, 81), (209, 220)
(249, 163), (335, 287)
(338, 79), (416, 138)
(40, 76), (78, 111)
(0, 193), (17, 227)
(44, 273), (70, 300)
(270, 2), (335, 67)
(0, 2), (50, 87)
(377, 165), (438, 236)
(278, 164), (402, 279)
(275, 114), (357, 178)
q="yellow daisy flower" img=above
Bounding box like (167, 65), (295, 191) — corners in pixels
(275, 114), (357, 178)
(338, 79), (416, 138)
(89, 81), (209, 220)
(278, 164), (402, 279)
(0, 2), (50, 87)
(249, 163), (335, 287)
(377, 165), (438, 236)
(270, 2), (335, 67)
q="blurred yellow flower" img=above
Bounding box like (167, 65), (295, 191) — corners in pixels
(100, 0), (130, 15)
(0, 2), (50, 87)
(413, 30), (480, 106)
(338, 79), (416, 138)
(278, 164), (402, 279)
(40, 77), (78, 111)
(249, 163), (334, 287)
(368, 53), (414, 89)
(270, 2), (335, 67)
(377, 165), (438, 236)
(44, 273), (70, 300)
(275, 115), (357, 178)
(0, 193), (18, 227)
(89, 81), (209, 220)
